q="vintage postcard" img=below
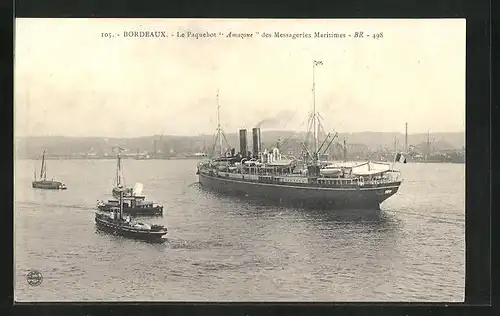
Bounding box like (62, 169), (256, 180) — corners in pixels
(14, 18), (465, 302)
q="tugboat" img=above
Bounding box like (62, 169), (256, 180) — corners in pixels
(32, 149), (67, 190)
(95, 188), (167, 242)
(97, 182), (164, 216)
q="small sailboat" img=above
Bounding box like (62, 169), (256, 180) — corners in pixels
(32, 150), (67, 190)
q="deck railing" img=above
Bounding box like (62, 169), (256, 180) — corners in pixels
(201, 164), (402, 183)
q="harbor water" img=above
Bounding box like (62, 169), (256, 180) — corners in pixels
(14, 159), (465, 301)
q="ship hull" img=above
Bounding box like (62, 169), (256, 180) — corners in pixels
(95, 217), (166, 242)
(198, 173), (401, 209)
(32, 180), (67, 190)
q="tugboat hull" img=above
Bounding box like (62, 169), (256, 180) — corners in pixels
(32, 180), (67, 190)
(95, 217), (167, 242)
(97, 204), (163, 216)
(198, 173), (400, 209)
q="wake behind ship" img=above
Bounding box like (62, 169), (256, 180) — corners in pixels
(196, 61), (405, 210)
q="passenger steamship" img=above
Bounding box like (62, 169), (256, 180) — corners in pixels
(196, 61), (405, 209)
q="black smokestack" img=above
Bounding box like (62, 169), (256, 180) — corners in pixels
(252, 127), (261, 158)
(239, 129), (248, 158)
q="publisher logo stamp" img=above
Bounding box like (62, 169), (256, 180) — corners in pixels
(26, 270), (43, 286)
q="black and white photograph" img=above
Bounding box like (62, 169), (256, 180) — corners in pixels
(14, 18), (465, 302)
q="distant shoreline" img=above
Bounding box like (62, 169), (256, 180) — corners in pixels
(16, 156), (206, 161)
(15, 131), (465, 163)
(15, 130), (466, 139)
(16, 157), (464, 164)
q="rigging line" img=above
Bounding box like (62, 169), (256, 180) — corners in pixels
(303, 116), (315, 154)
(321, 132), (339, 156)
(210, 132), (219, 158)
(280, 111), (314, 151)
(221, 131), (232, 149)
(299, 141), (314, 161)
(282, 105), (301, 130)
(305, 112), (315, 147)
(291, 111), (312, 135)
(283, 85), (317, 130)
(278, 117), (309, 151)
(317, 132), (332, 154)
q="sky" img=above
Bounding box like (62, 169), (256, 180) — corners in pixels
(14, 18), (466, 137)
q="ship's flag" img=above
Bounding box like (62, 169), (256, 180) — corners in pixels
(395, 153), (407, 163)
(314, 60), (323, 66)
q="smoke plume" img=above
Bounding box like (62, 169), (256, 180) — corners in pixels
(255, 110), (295, 129)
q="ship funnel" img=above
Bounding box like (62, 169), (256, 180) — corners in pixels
(252, 127), (261, 158)
(239, 129), (248, 157)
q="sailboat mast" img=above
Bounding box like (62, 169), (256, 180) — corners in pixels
(216, 89), (223, 156)
(40, 150), (46, 180)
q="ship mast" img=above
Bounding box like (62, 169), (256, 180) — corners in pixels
(216, 89), (223, 156)
(210, 89), (231, 158)
(312, 60), (323, 163)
